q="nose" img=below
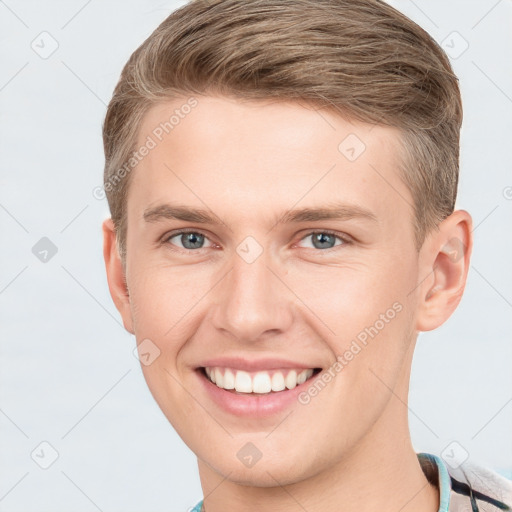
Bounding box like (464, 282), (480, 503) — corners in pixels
(210, 247), (294, 343)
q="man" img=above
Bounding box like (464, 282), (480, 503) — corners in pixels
(101, 1), (512, 510)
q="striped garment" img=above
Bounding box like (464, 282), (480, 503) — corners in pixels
(418, 452), (512, 512)
(190, 452), (512, 511)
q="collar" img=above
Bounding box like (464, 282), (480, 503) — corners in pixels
(417, 452), (451, 512)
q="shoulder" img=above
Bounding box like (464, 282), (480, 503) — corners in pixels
(446, 459), (512, 511)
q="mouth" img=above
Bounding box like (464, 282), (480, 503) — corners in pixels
(198, 366), (323, 395)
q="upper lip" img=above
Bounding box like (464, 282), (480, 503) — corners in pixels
(198, 357), (322, 372)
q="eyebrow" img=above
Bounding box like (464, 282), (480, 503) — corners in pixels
(143, 202), (378, 225)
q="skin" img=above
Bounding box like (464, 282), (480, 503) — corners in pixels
(103, 95), (472, 512)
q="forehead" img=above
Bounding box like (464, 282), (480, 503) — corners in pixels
(129, 95), (411, 228)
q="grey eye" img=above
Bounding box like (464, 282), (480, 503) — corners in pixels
(169, 232), (211, 250)
(299, 232), (344, 250)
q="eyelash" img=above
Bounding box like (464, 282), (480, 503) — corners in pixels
(161, 229), (351, 253)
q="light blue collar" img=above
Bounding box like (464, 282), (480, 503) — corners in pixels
(417, 452), (452, 512)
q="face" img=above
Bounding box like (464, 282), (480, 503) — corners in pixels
(118, 95), (426, 485)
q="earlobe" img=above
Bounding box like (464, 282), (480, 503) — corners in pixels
(415, 210), (473, 332)
(102, 218), (134, 334)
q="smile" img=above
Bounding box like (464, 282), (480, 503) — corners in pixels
(202, 367), (321, 394)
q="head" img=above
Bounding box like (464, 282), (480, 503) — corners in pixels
(102, 0), (472, 488)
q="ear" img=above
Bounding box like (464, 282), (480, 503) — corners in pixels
(415, 210), (473, 332)
(102, 218), (134, 334)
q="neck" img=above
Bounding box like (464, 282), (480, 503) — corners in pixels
(198, 431), (439, 512)
(197, 342), (440, 512)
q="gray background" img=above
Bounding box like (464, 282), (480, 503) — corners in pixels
(0, 0), (511, 511)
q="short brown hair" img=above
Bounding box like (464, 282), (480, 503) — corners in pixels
(103, 0), (462, 262)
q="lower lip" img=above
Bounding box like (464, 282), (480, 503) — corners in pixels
(196, 368), (320, 417)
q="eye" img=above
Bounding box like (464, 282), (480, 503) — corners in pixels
(164, 230), (214, 251)
(297, 231), (347, 250)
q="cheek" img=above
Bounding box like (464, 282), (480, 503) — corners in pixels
(127, 262), (213, 339)
(284, 257), (416, 380)
(128, 268), (199, 416)
(285, 259), (409, 332)
(126, 271), (196, 407)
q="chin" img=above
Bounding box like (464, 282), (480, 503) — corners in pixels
(202, 446), (325, 488)
(217, 462), (303, 487)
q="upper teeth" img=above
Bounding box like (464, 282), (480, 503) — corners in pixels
(204, 367), (315, 394)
